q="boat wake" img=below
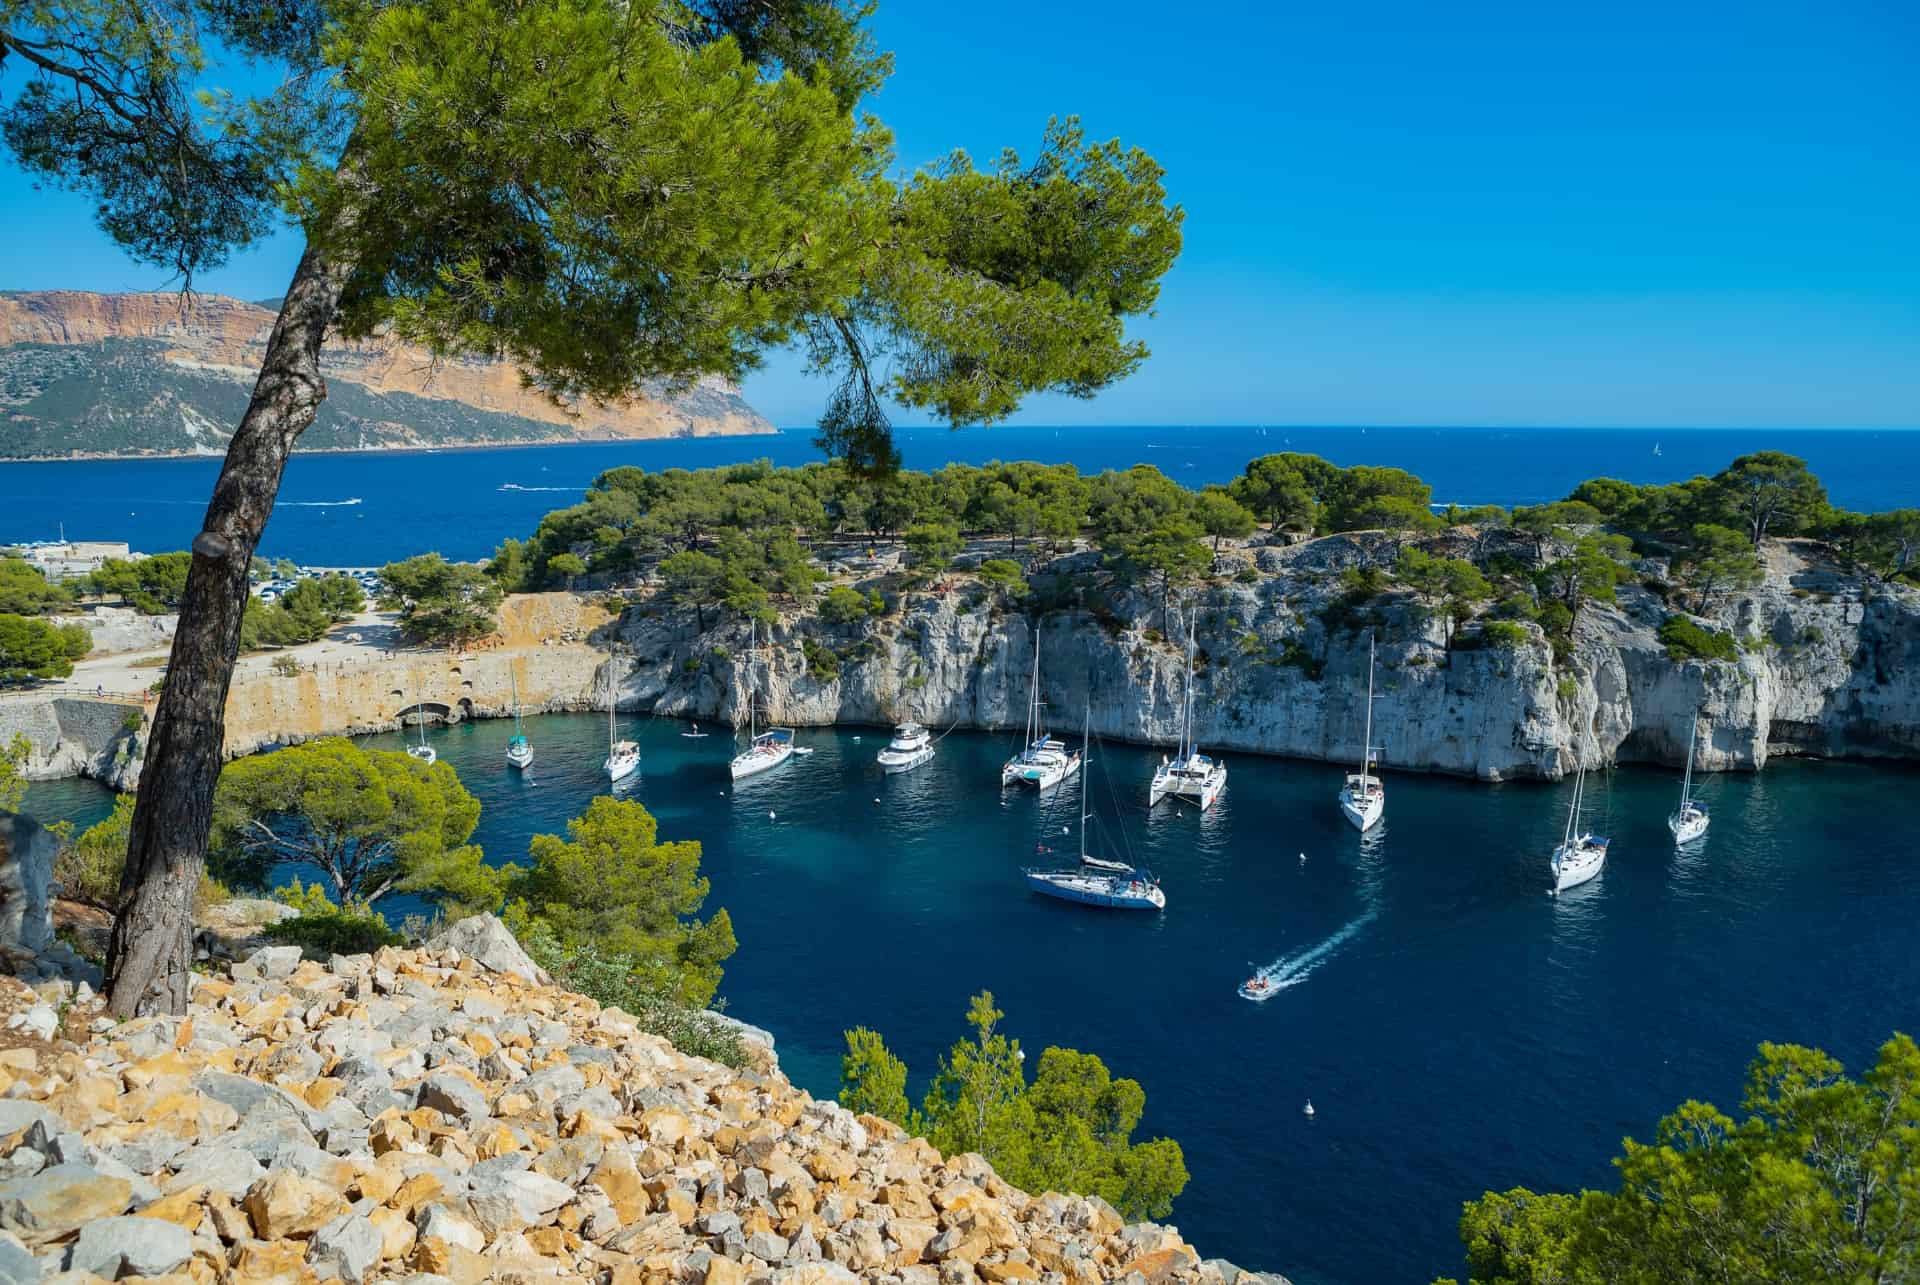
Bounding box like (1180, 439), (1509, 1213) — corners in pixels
(1249, 908), (1379, 993)
(281, 497), (363, 507)
(498, 483), (578, 492)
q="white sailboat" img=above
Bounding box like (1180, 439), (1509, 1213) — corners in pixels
(1668, 709), (1709, 844)
(731, 620), (795, 781)
(1149, 608), (1226, 810)
(877, 721), (935, 774)
(1001, 629), (1081, 790)
(1549, 757), (1608, 893)
(603, 670), (639, 783)
(1023, 706), (1164, 910)
(406, 674), (436, 766)
(505, 669), (533, 770)
(1336, 632), (1384, 831)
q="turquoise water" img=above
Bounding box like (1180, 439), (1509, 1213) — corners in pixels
(28, 716), (1920, 1283)
(5, 426), (1916, 565)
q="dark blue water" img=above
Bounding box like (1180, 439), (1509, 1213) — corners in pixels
(6, 426), (1915, 565)
(28, 716), (1920, 1284)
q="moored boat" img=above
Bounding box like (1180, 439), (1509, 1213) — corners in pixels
(730, 621), (795, 781)
(1023, 705), (1162, 911)
(1149, 608), (1226, 810)
(1550, 758), (1607, 893)
(1336, 631), (1385, 831)
(1001, 630), (1081, 790)
(1668, 709), (1710, 845)
(877, 722), (935, 774)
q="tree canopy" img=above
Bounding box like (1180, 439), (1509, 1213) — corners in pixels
(502, 796), (735, 1009)
(841, 991), (1189, 1221)
(209, 738), (498, 911)
(0, 613), (90, 682)
(0, 558), (72, 615)
(1438, 1033), (1920, 1285)
(379, 554), (504, 648)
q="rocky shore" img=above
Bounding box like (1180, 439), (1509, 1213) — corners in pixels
(617, 533), (1920, 781)
(0, 916), (1273, 1285)
(18, 533), (1919, 792)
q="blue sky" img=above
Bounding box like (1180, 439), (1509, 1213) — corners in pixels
(2, 0), (1915, 428)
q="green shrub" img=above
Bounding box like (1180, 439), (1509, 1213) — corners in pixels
(802, 636), (841, 681)
(1480, 621), (1532, 650)
(1556, 675), (1578, 699)
(518, 921), (747, 1068)
(818, 585), (873, 625)
(1657, 615), (1740, 662)
(709, 644), (730, 662)
(977, 559), (1029, 597)
(263, 909), (405, 956)
(1235, 566), (1260, 583)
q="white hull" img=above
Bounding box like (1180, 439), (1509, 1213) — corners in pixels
(1338, 789), (1383, 831)
(1551, 838), (1607, 892)
(604, 751), (640, 783)
(879, 746), (935, 774)
(1005, 752), (1081, 790)
(1238, 976), (1283, 1003)
(506, 745), (534, 770)
(407, 746), (436, 766)
(731, 744), (794, 780)
(1668, 809), (1709, 845)
(1150, 760), (1226, 809)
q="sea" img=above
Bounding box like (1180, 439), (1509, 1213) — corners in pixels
(24, 718), (1920, 1285)
(4, 425), (1917, 566)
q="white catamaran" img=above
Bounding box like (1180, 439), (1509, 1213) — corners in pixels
(1024, 707), (1164, 910)
(406, 674), (436, 766)
(1001, 630), (1081, 790)
(877, 721), (935, 774)
(1550, 757), (1608, 893)
(1336, 631), (1384, 831)
(505, 669), (533, 770)
(1668, 710), (1709, 845)
(731, 620), (795, 781)
(1149, 609), (1226, 810)
(602, 671), (639, 783)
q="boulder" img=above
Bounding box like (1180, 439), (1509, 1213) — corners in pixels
(0, 1163), (133, 1238)
(69, 1215), (194, 1278)
(426, 915), (549, 984)
(308, 1211), (382, 1284)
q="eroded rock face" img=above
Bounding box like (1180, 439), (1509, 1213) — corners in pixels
(617, 536), (1920, 781)
(0, 916), (1282, 1284)
(0, 813), (55, 963)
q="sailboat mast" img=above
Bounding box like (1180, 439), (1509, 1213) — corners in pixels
(1181, 609), (1196, 762)
(1680, 712), (1697, 806)
(1028, 629), (1042, 744)
(748, 619), (758, 741)
(1359, 632), (1376, 785)
(1080, 704), (1091, 863)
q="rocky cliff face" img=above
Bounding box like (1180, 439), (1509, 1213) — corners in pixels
(0, 291), (772, 458)
(610, 537), (1920, 781)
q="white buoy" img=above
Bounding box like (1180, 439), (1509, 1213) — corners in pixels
(1299, 852), (1306, 863)
(768, 811), (776, 820)
(1303, 1100), (1315, 1117)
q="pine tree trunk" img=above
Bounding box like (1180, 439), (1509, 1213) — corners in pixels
(104, 242), (350, 1017)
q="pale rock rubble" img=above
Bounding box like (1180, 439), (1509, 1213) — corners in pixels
(0, 916), (1284, 1284)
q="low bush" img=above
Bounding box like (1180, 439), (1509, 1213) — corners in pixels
(801, 636), (840, 682)
(263, 908), (405, 956)
(1657, 615), (1740, 662)
(1479, 621), (1532, 650)
(519, 923), (747, 1068)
